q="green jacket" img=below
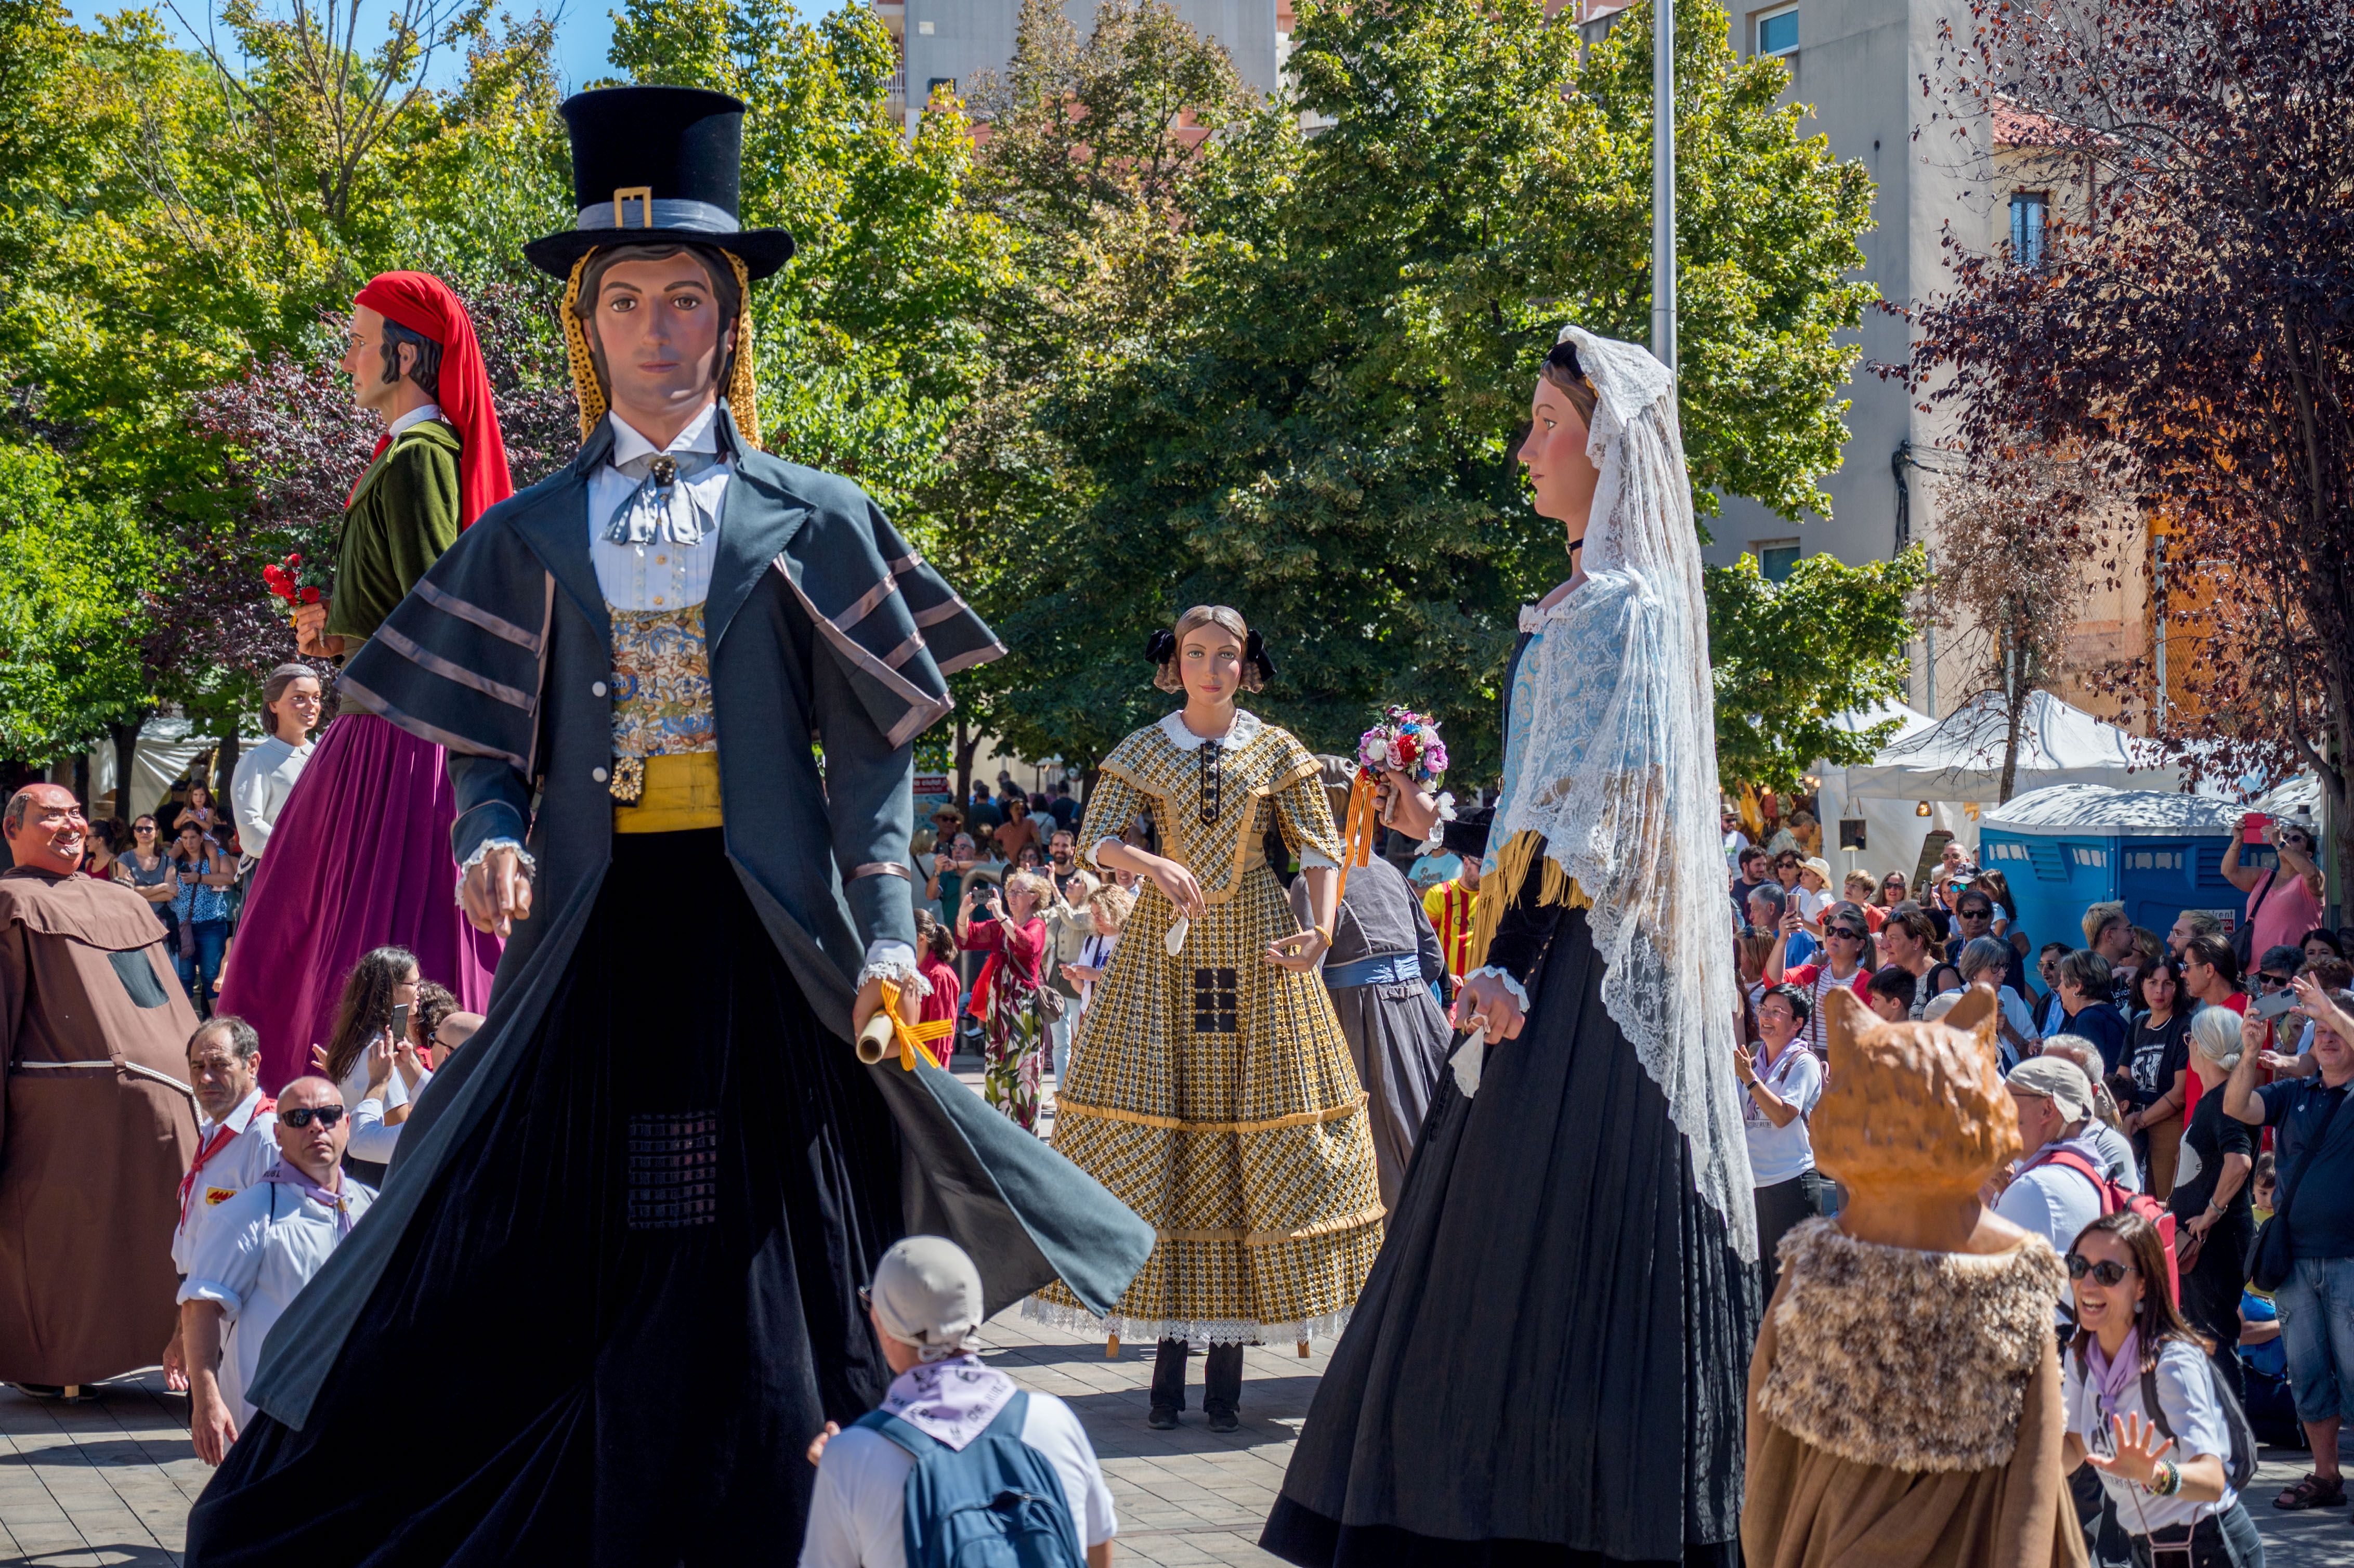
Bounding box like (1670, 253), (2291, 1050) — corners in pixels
(326, 418), (462, 644)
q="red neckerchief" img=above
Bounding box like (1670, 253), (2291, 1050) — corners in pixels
(178, 1093), (276, 1225)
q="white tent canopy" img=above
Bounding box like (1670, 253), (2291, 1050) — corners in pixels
(83, 717), (264, 821)
(1842, 689), (2183, 804)
(1812, 699), (1966, 889)
(1981, 784), (2239, 838)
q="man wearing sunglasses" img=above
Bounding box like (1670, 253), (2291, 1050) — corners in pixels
(179, 1077), (374, 1466)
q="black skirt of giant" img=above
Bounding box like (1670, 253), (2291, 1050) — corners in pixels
(1261, 906), (1756, 1568)
(186, 830), (903, 1566)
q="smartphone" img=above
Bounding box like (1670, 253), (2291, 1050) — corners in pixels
(385, 1001), (411, 1044)
(2253, 989), (2299, 1021)
(2242, 811), (2269, 845)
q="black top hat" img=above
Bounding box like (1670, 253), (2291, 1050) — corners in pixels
(1440, 805), (1493, 861)
(525, 86), (796, 281)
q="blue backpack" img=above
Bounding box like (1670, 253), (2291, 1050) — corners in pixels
(853, 1390), (1084, 1568)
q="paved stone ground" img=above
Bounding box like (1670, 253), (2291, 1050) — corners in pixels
(7, 1329), (2354, 1565)
(2, 1045), (2348, 1564)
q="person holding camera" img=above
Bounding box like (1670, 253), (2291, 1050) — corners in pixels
(2225, 818), (2325, 970)
(958, 870), (1053, 1131)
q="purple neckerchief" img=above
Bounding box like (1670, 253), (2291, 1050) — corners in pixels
(259, 1159), (355, 1237)
(2084, 1327), (2141, 1417)
(879, 1353), (1018, 1452)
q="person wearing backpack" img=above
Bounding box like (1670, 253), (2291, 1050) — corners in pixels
(2063, 1209), (2264, 1567)
(802, 1236), (1117, 1568)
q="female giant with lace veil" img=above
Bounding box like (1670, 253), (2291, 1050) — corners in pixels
(1263, 328), (1759, 1567)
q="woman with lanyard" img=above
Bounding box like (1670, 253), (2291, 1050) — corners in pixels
(1738, 983), (1828, 1301)
(2063, 1208), (2263, 1567)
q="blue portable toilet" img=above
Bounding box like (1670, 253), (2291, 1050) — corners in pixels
(1977, 785), (2268, 954)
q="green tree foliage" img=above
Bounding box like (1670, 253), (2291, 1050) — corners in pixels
(913, 0), (1252, 787)
(0, 442), (146, 759)
(1704, 546), (1928, 793)
(981, 0), (1876, 781)
(606, 0), (1008, 509)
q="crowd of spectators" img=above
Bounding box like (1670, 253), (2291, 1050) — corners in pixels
(1721, 809), (2354, 1551)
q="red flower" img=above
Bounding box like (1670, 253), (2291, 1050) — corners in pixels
(285, 552), (301, 568)
(298, 585), (321, 604)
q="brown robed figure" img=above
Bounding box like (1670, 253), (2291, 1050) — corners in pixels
(0, 784), (200, 1390)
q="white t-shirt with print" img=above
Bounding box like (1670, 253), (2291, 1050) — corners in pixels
(2063, 1337), (2237, 1535)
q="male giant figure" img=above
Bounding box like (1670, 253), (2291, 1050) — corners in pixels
(0, 784), (198, 1394)
(187, 87), (1150, 1567)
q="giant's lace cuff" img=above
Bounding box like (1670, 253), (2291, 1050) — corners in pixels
(453, 838), (534, 909)
(857, 942), (928, 999)
(1464, 966), (1531, 1012)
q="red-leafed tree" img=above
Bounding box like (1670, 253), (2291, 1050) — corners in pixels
(1904, 0), (2354, 887)
(171, 277), (577, 727)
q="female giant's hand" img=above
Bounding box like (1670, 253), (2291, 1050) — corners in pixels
(1376, 769), (1442, 843)
(1265, 926), (1330, 972)
(1452, 970), (1527, 1041)
(1145, 855), (1206, 920)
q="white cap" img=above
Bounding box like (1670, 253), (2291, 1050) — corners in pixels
(867, 1235), (986, 1363)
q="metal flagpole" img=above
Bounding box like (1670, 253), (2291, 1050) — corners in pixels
(1650, 0), (1676, 373)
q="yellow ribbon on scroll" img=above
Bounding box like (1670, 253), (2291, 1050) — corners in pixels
(854, 978), (930, 1070)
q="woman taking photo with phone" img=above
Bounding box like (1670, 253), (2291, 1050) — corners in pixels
(957, 870), (1052, 1130)
(2062, 1209), (2262, 1567)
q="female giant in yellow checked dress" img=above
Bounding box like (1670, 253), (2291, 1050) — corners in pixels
(1029, 710), (1384, 1344)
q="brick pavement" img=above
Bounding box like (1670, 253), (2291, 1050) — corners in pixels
(7, 1332), (2354, 1565)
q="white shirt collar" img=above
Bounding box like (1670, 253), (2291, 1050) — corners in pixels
(386, 402), (444, 438)
(609, 401), (722, 467)
(1157, 709), (1262, 751)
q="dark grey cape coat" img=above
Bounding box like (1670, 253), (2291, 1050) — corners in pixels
(1290, 857), (1450, 1210)
(248, 408), (1153, 1430)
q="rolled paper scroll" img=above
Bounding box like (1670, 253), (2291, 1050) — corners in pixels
(1165, 914), (1191, 956)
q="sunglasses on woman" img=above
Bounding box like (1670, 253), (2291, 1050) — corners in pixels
(280, 1104), (348, 1130)
(2064, 1252), (2135, 1286)
(1829, 926), (1869, 942)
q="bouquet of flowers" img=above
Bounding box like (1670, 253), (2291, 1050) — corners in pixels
(1357, 706), (1448, 789)
(261, 550), (326, 625)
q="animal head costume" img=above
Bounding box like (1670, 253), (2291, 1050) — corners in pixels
(1812, 984), (2022, 1198)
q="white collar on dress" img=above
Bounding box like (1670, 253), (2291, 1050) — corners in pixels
(610, 401), (722, 467)
(386, 402), (444, 438)
(1157, 708), (1262, 751)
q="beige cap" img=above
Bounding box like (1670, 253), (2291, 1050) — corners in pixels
(2005, 1056), (2093, 1124)
(867, 1235), (986, 1363)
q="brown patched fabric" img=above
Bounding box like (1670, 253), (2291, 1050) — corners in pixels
(0, 867), (200, 1386)
(1744, 1220), (2086, 1568)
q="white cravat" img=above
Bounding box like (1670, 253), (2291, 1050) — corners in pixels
(385, 402), (444, 438)
(587, 403), (733, 610)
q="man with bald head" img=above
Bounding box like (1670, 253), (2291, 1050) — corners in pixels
(180, 1075), (373, 1463)
(1, 783), (199, 1396)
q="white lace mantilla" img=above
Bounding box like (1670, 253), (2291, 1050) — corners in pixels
(1485, 326), (1757, 1262)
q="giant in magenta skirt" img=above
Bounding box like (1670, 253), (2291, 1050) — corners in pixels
(216, 712), (501, 1090)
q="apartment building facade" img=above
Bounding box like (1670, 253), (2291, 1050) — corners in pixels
(874, 0), (1287, 130)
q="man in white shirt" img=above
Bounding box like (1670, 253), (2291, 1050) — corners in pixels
(803, 1237), (1116, 1568)
(1995, 1057), (2111, 1324)
(227, 663), (321, 882)
(180, 1076), (373, 1464)
(163, 1016), (280, 1389)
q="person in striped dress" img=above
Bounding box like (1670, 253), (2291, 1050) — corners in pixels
(1420, 808), (1489, 986)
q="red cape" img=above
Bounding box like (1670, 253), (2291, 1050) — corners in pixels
(355, 271), (515, 527)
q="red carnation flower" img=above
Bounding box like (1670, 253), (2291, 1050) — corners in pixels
(299, 585), (321, 604)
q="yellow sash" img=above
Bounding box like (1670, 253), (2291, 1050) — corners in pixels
(612, 751), (724, 834)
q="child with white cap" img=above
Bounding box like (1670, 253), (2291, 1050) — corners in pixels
(802, 1236), (1118, 1568)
